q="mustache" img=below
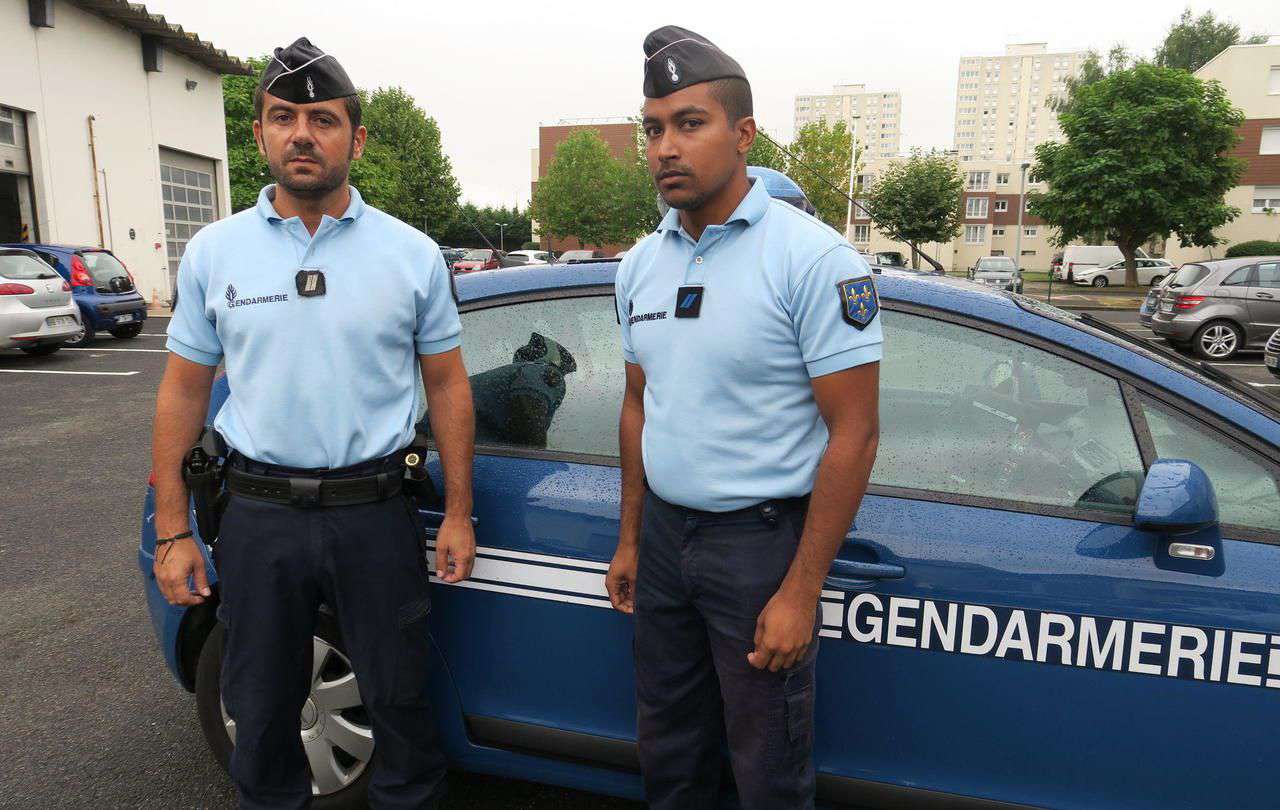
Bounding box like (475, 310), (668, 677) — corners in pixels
(655, 166), (693, 181)
(284, 147), (321, 163)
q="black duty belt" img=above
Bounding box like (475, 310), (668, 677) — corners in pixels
(226, 464), (403, 508)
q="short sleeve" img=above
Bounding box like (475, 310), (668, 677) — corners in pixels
(790, 244), (883, 378)
(616, 257), (637, 364)
(415, 244), (462, 355)
(166, 240), (223, 366)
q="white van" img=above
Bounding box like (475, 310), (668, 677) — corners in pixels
(1056, 245), (1149, 281)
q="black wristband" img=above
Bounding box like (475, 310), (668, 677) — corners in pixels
(156, 530), (194, 546)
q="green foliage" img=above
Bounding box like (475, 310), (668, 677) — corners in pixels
(531, 128), (654, 248)
(1049, 45), (1132, 116)
(1029, 64), (1245, 286)
(1224, 240), (1280, 258)
(787, 120), (854, 229)
(223, 58), (270, 212)
(1155, 9), (1256, 73)
(744, 126), (788, 173)
(865, 151), (964, 266)
(436, 203), (531, 250)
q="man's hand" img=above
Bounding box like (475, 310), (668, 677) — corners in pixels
(747, 585), (817, 672)
(154, 537), (212, 606)
(434, 515), (476, 583)
(606, 541), (639, 614)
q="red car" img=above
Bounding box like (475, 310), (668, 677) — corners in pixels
(451, 248), (500, 273)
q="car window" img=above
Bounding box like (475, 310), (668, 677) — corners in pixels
(1256, 262), (1280, 289)
(80, 251), (128, 284)
(428, 295), (622, 458)
(872, 311), (1145, 514)
(1170, 264), (1209, 288)
(1221, 266), (1255, 286)
(1139, 398), (1280, 534)
(35, 251), (61, 269)
(0, 251), (60, 280)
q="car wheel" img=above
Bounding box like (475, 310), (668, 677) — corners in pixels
(196, 616), (374, 808)
(1091, 276), (1108, 288)
(1192, 321), (1243, 361)
(109, 323), (143, 339)
(64, 320), (95, 348)
(19, 343), (61, 356)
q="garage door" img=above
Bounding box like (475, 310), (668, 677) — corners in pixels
(159, 148), (219, 296)
(0, 105), (37, 243)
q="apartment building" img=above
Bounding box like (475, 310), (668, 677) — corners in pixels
(1165, 37), (1280, 264)
(794, 84), (902, 161)
(953, 43), (1086, 164)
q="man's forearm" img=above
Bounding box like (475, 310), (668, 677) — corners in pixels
(618, 395), (646, 548)
(781, 426), (879, 600)
(425, 374), (475, 518)
(152, 378), (212, 533)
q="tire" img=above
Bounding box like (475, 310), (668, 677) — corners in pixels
(195, 615), (374, 808)
(19, 343), (61, 356)
(110, 323), (143, 339)
(1091, 276), (1109, 288)
(1191, 320), (1243, 361)
(64, 320), (95, 348)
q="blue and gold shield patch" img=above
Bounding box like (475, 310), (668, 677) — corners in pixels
(837, 276), (879, 330)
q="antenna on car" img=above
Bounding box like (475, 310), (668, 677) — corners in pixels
(756, 131), (946, 275)
(455, 207), (503, 254)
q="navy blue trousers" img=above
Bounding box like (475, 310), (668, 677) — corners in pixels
(215, 455), (446, 810)
(634, 491), (819, 810)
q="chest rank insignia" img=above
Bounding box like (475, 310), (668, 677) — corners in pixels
(837, 276), (879, 330)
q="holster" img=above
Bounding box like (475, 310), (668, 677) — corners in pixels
(182, 428), (229, 545)
(402, 426), (443, 509)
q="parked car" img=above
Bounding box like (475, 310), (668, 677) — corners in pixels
(558, 249), (606, 262)
(440, 247), (467, 267)
(1138, 273), (1175, 327)
(1073, 258), (1174, 287)
(507, 250), (552, 265)
(3, 243), (147, 347)
(1149, 256), (1280, 360)
(0, 247), (81, 354)
(968, 255), (1023, 292)
(451, 248), (500, 274)
(1055, 245), (1150, 282)
(141, 261), (1280, 810)
(1265, 328), (1280, 380)
(874, 251), (906, 267)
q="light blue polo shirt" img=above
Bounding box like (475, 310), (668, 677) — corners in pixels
(615, 177), (883, 512)
(167, 185), (461, 469)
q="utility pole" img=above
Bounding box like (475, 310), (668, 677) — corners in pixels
(1014, 161), (1030, 288)
(496, 222), (509, 253)
(844, 114), (861, 243)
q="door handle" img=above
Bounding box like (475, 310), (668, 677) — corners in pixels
(1257, 293), (1275, 299)
(824, 558), (905, 591)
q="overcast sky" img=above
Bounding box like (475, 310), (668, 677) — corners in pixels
(144, 0), (1275, 208)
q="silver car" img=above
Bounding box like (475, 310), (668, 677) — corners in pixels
(0, 248), (81, 355)
(1149, 256), (1280, 360)
(968, 256), (1023, 293)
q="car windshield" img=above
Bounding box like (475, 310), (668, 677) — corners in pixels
(0, 252), (59, 280)
(1169, 263), (1209, 288)
(462, 249), (492, 260)
(976, 258), (1015, 272)
(81, 251), (129, 284)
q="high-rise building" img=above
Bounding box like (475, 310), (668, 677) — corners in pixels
(953, 43), (1086, 163)
(793, 84), (902, 161)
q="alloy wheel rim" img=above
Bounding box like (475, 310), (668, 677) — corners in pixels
(1201, 325), (1237, 358)
(221, 636), (373, 795)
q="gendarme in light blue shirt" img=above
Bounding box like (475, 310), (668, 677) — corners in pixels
(615, 177), (883, 512)
(167, 185), (461, 469)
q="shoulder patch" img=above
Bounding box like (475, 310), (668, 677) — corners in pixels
(837, 276), (879, 330)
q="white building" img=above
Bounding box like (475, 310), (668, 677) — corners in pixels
(0, 0), (250, 305)
(794, 84), (902, 161)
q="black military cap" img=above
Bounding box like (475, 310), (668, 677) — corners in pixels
(260, 37), (356, 104)
(642, 25), (747, 99)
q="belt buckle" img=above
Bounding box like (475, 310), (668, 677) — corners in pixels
(289, 477), (322, 507)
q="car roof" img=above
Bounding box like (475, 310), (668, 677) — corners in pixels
(0, 243), (108, 254)
(1194, 256), (1280, 271)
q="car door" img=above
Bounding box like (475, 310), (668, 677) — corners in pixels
(420, 288), (639, 751)
(812, 305), (1280, 809)
(1245, 261), (1280, 346)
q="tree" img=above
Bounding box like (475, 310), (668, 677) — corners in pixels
(864, 151), (963, 269)
(787, 120), (853, 229)
(1029, 64), (1244, 287)
(1155, 9), (1266, 74)
(1049, 45), (1133, 117)
(437, 203), (532, 250)
(531, 129), (650, 248)
(744, 126), (788, 172)
(359, 87), (460, 235)
(223, 58), (270, 212)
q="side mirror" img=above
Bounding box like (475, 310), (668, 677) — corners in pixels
(1134, 459), (1223, 574)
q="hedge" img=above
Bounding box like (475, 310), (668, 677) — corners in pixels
(1224, 240), (1280, 258)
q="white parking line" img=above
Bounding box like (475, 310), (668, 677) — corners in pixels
(0, 368), (139, 376)
(140, 333), (168, 337)
(61, 347), (168, 354)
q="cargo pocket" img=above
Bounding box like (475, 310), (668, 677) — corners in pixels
(782, 669), (815, 748)
(391, 595), (433, 705)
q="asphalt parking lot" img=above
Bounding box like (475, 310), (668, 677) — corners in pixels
(0, 317), (638, 810)
(1, 298), (1274, 808)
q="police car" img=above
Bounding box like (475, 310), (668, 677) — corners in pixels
(139, 259), (1280, 809)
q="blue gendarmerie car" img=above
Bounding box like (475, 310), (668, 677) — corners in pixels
(140, 261), (1280, 809)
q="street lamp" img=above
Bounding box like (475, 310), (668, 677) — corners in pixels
(496, 222), (510, 253)
(1014, 161), (1030, 287)
(417, 198), (427, 236)
(844, 114), (861, 243)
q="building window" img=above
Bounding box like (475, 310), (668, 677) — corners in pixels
(991, 249), (1005, 256)
(1253, 186), (1280, 213)
(1021, 249), (1037, 256)
(1023, 227), (1038, 237)
(1270, 66), (1280, 95)
(965, 197), (989, 218)
(852, 224), (870, 243)
(967, 171), (991, 191)
(992, 227), (1006, 237)
(0, 107), (14, 145)
(1261, 126), (1280, 156)
(994, 200), (1008, 212)
(996, 172), (1010, 185)
(965, 225), (986, 244)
